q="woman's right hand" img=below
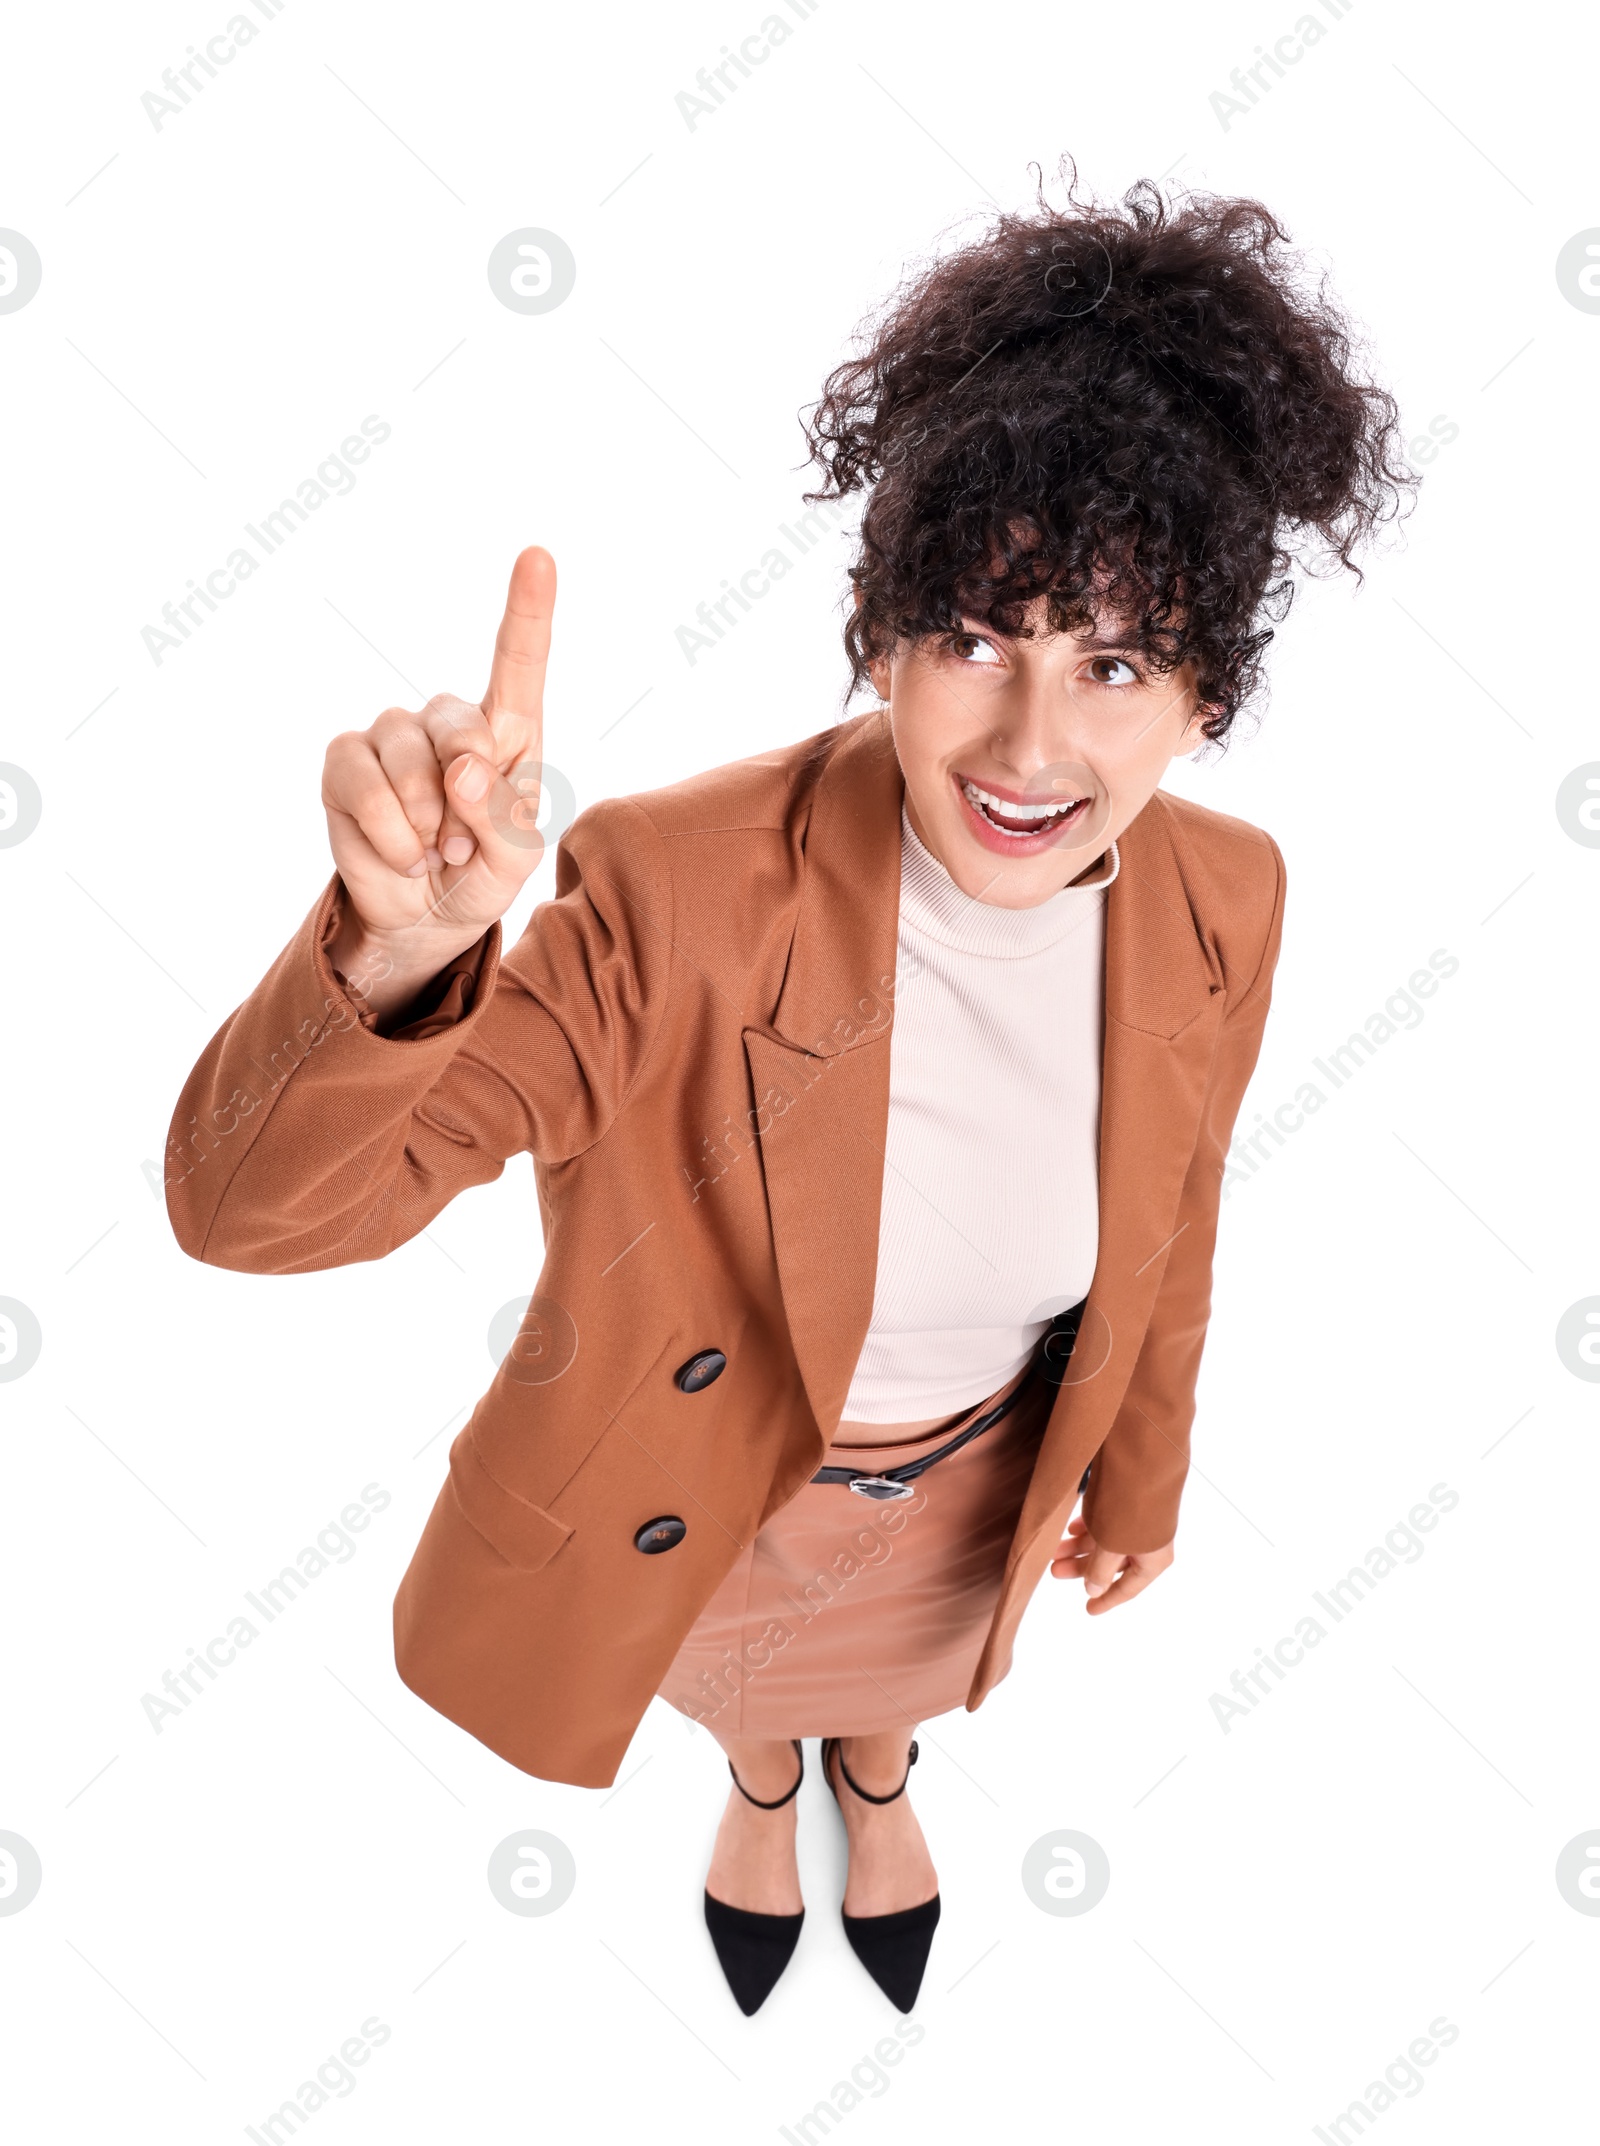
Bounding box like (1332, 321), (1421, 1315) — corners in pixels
(321, 546), (555, 1021)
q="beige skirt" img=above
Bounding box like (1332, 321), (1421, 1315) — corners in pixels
(655, 1363), (1056, 1743)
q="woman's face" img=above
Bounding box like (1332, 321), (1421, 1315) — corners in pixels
(875, 597), (1212, 908)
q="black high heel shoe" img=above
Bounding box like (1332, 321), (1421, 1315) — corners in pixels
(821, 1736), (940, 2012)
(703, 1738), (806, 2015)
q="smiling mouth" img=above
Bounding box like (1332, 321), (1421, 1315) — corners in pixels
(959, 777), (1090, 838)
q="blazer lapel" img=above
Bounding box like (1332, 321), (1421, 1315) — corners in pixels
(1008, 797), (1228, 1546)
(742, 710), (905, 1454)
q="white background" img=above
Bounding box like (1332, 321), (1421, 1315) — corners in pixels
(2, 0), (1597, 2138)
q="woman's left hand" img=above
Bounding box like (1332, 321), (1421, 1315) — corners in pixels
(1049, 1515), (1174, 1613)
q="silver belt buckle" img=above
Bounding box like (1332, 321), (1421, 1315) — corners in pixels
(847, 1475), (915, 1502)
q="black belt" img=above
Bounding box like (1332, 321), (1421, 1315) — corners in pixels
(813, 1299), (1088, 1502)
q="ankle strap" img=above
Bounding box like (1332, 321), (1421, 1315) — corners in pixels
(727, 1737), (804, 1809)
(829, 1737), (919, 1804)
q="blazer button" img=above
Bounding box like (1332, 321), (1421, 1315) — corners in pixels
(674, 1349), (727, 1393)
(634, 1515), (687, 1554)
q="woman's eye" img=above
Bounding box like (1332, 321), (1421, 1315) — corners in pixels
(948, 633), (1003, 665)
(1087, 656), (1139, 686)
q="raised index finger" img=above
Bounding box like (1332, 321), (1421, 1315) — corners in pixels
(482, 545), (556, 743)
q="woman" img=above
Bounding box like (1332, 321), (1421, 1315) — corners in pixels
(165, 177), (1410, 2016)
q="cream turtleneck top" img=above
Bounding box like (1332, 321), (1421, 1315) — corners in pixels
(838, 801), (1118, 1424)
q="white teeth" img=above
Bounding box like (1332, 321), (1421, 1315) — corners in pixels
(961, 779), (1084, 829)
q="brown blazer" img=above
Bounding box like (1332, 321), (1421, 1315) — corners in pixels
(165, 707), (1286, 1787)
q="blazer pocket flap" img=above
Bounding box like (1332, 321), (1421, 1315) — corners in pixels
(448, 1429), (574, 1573)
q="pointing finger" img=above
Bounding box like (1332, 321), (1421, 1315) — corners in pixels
(483, 545), (555, 747)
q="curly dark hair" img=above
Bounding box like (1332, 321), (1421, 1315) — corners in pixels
(802, 168), (1416, 746)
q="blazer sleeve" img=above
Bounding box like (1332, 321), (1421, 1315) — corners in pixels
(163, 795), (675, 1275)
(1079, 832), (1287, 1552)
